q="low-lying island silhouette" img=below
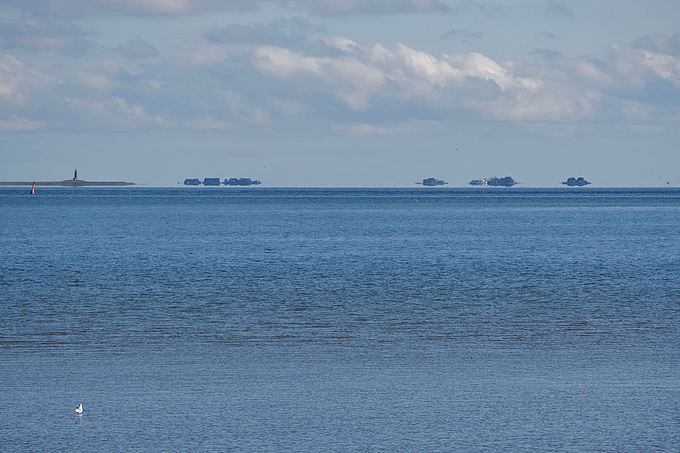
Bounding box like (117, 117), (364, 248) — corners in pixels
(0, 169), (135, 187)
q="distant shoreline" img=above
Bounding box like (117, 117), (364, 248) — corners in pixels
(0, 184), (675, 189)
(0, 180), (135, 187)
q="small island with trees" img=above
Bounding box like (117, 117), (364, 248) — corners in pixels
(562, 177), (591, 187)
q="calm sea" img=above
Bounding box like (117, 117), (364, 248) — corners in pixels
(1, 187), (679, 452)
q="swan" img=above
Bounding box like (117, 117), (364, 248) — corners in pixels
(75, 404), (83, 415)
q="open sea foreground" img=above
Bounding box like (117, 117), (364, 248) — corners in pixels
(1, 187), (679, 452)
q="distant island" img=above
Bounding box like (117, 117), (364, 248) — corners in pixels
(184, 177), (262, 186)
(0, 169), (135, 187)
(417, 177), (448, 186)
(469, 176), (516, 187)
(562, 177), (591, 187)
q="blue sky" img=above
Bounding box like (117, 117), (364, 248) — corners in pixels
(1, 0), (678, 186)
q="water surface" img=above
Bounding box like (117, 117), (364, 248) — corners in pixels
(1, 188), (679, 451)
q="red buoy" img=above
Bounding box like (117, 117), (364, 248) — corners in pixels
(30, 181), (36, 195)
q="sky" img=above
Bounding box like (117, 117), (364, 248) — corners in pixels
(0, 0), (679, 187)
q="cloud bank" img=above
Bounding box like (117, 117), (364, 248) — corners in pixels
(0, 2), (678, 135)
(2, 0), (457, 17)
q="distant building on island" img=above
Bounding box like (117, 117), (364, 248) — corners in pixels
(225, 178), (261, 186)
(183, 177), (262, 186)
(417, 178), (448, 186)
(562, 177), (591, 187)
(0, 169), (134, 187)
(469, 176), (516, 187)
(203, 178), (221, 186)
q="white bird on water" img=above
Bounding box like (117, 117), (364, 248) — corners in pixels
(75, 404), (83, 415)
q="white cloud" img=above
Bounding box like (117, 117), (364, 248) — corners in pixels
(254, 46), (322, 78)
(466, 88), (600, 121)
(6, 0), (462, 17)
(323, 37), (362, 53)
(5, 0), (258, 16)
(0, 54), (57, 104)
(640, 51), (680, 87)
(114, 0), (195, 14)
(1, 25), (678, 134)
(296, 0), (450, 16)
(573, 61), (613, 86)
(395, 44), (462, 86)
(253, 41), (594, 121)
(254, 45), (385, 110)
(631, 33), (680, 57)
(608, 44), (680, 94)
(65, 96), (171, 128)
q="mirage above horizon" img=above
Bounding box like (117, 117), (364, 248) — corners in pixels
(2, 170), (672, 188)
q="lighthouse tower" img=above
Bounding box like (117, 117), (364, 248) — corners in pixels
(73, 169), (78, 181)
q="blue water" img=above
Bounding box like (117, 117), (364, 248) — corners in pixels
(1, 188), (679, 451)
